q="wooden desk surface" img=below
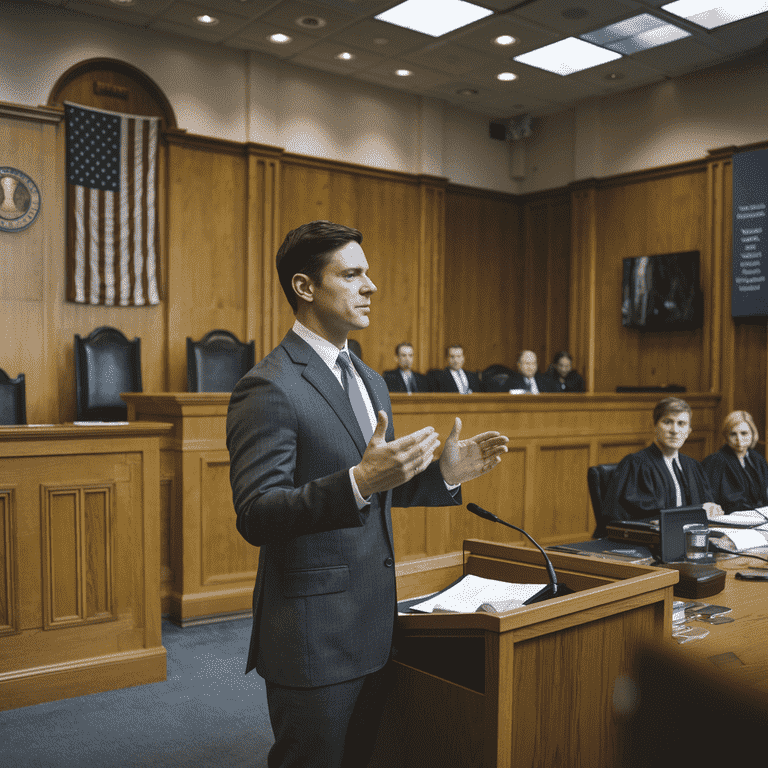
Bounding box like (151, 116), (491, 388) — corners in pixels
(674, 553), (768, 692)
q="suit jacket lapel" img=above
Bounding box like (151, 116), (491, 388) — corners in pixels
(281, 331), (368, 455)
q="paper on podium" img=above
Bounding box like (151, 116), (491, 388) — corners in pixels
(407, 574), (547, 614)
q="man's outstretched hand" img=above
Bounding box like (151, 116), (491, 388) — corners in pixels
(438, 417), (509, 487)
(353, 411), (440, 499)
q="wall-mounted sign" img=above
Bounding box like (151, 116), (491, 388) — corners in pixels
(732, 148), (768, 317)
(0, 167), (41, 232)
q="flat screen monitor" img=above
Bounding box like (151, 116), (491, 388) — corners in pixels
(622, 251), (703, 330)
(658, 505), (708, 563)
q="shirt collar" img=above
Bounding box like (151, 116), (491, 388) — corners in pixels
(292, 319), (346, 373)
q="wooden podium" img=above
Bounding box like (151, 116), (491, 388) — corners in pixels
(370, 540), (678, 768)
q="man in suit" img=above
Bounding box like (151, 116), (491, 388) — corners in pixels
(226, 221), (509, 768)
(383, 341), (429, 393)
(505, 350), (558, 393)
(432, 345), (481, 393)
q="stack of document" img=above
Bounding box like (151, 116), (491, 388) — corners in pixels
(407, 575), (548, 614)
(709, 509), (768, 527)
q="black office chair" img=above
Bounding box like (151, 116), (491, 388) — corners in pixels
(74, 326), (142, 421)
(587, 463), (618, 538)
(481, 364), (514, 392)
(0, 369), (27, 425)
(187, 330), (255, 392)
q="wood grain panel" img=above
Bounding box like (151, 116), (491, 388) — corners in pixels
(200, 456), (258, 585)
(594, 168), (709, 393)
(166, 140), (247, 392)
(0, 489), (18, 636)
(279, 159), (427, 375)
(41, 484), (115, 629)
(445, 187), (522, 372)
(533, 444), (591, 540)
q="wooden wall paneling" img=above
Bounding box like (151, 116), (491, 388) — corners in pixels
(593, 167), (709, 394)
(165, 134), (247, 392)
(278, 158), (427, 374)
(569, 182), (598, 393)
(520, 193), (572, 370)
(417, 176), (446, 372)
(0, 488), (19, 636)
(246, 144), (283, 359)
(444, 186), (522, 373)
(0, 105), (63, 424)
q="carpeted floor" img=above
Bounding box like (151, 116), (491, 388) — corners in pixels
(0, 618), (272, 768)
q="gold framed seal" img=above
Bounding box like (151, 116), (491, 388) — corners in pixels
(0, 167), (41, 232)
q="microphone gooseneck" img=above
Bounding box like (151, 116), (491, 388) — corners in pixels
(466, 502), (573, 602)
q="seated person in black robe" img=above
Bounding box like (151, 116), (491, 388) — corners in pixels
(702, 410), (768, 514)
(543, 351), (586, 392)
(603, 397), (723, 522)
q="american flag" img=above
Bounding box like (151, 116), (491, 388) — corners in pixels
(65, 103), (161, 306)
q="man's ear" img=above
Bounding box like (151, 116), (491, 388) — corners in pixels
(292, 273), (314, 304)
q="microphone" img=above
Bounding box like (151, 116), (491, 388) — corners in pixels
(466, 503), (574, 603)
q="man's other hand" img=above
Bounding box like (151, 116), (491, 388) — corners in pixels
(353, 411), (440, 498)
(439, 417), (509, 487)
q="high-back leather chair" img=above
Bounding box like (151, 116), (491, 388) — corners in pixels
(186, 330), (255, 392)
(481, 364), (515, 392)
(0, 369), (26, 425)
(74, 326), (142, 421)
(587, 463), (618, 538)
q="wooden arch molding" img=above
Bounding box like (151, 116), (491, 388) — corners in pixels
(47, 57), (177, 129)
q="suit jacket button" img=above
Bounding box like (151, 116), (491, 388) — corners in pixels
(384, 557), (394, 567)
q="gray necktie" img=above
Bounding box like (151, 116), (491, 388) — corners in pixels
(337, 351), (374, 442)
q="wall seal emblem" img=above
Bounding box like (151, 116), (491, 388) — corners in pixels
(0, 167), (41, 232)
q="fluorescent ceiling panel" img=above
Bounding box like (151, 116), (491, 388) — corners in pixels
(581, 14), (691, 54)
(375, 0), (493, 38)
(662, 0), (768, 29)
(514, 37), (622, 76)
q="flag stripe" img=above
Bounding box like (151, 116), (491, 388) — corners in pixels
(65, 103), (161, 307)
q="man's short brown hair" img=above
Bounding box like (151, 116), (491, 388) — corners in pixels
(652, 397), (692, 425)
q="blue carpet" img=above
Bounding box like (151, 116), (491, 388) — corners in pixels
(0, 618), (272, 768)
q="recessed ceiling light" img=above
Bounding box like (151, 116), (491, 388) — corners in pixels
(109, 0), (135, 6)
(195, 14), (219, 26)
(662, 0), (768, 29)
(456, 87), (478, 96)
(269, 33), (292, 44)
(605, 71), (625, 80)
(374, 38), (389, 46)
(581, 14), (690, 54)
(494, 35), (517, 46)
(376, 0), (493, 38)
(296, 16), (326, 30)
(497, 72), (518, 81)
(514, 37), (621, 75)
(336, 52), (356, 61)
(395, 69), (413, 77)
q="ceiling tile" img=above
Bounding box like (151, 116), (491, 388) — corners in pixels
(328, 18), (432, 56)
(65, 0), (157, 24)
(257, 0), (359, 36)
(452, 15), (561, 57)
(290, 40), (387, 71)
(403, 41), (501, 75)
(627, 36), (726, 76)
(512, 0), (641, 35)
(224, 23), (318, 56)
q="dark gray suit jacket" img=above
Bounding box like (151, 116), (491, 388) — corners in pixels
(226, 331), (459, 688)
